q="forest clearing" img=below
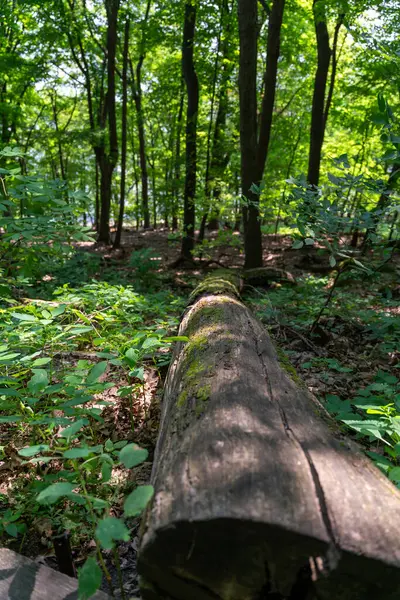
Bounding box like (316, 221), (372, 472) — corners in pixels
(0, 0), (400, 599)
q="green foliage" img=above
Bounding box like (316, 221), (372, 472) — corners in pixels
(193, 230), (243, 260)
(129, 248), (162, 285)
(0, 148), (93, 290)
(324, 370), (400, 485)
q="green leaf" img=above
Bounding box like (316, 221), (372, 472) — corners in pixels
(325, 394), (352, 415)
(11, 313), (37, 322)
(124, 485), (154, 517)
(141, 337), (160, 351)
(18, 444), (50, 457)
(78, 557), (102, 600)
(86, 361), (108, 385)
(51, 305), (66, 317)
(304, 238), (314, 246)
(124, 348), (139, 367)
(104, 439), (114, 452)
(119, 444), (148, 469)
(329, 255), (336, 268)
(59, 418), (88, 440)
(95, 517), (130, 550)
(27, 369), (49, 394)
(32, 357), (52, 367)
(292, 240), (304, 249)
(129, 367), (144, 381)
(389, 467), (400, 483)
(0, 388), (21, 397)
(69, 326), (93, 335)
(5, 523), (19, 538)
(0, 353), (21, 361)
(366, 451), (391, 473)
(0, 415), (23, 423)
(36, 482), (75, 505)
(376, 370), (398, 385)
(101, 461), (112, 483)
(63, 447), (92, 459)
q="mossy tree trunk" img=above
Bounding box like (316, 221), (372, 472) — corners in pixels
(139, 274), (400, 600)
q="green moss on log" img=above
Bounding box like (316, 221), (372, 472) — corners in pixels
(275, 345), (306, 389)
(189, 271), (241, 304)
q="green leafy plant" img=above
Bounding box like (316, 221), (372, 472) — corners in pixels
(325, 370), (400, 487)
(0, 148), (93, 291)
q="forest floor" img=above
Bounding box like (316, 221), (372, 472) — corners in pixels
(1, 227), (399, 598)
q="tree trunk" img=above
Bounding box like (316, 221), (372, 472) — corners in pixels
(200, 0), (234, 240)
(50, 93), (66, 181)
(181, 1), (199, 260)
(113, 18), (130, 249)
(198, 4), (224, 243)
(172, 81), (185, 231)
(307, 0), (331, 187)
(238, 0), (259, 260)
(238, 0), (285, 269)
(139, 274), (400, 600)
(98, 0), (120, 243)
(255, 0), (285, 182)
(364, 163), (400, 247)
(130, 0), (151, 229)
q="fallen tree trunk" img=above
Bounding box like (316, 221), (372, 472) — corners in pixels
(138, 273), (400, 600)
(0, 548), (109, 599)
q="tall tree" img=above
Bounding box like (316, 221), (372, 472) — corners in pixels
(308, 1), (345, 186)
(199, 0), (234, 240)
(130, 0), (151, 229)
(114, 18), (130, 249)
(238, 0), (286, 269)
(181, 0), (199, 259)
(98, 0), (120, 242)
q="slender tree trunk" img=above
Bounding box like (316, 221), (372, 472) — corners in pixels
(181, 1), (199, 259)
(51, 93), (66, 181)
(172, 81), (184, 231)
(323, 13), (344, 131)
(364, 163), (400, 246)
(238, 0), (258, 240)
(130, 0), (151, 229)
(114, 19), (130, 249)
(151, 151), (157, 228)
(199, 0), (234, 240)
(238, 0), (285, 269)
(98, 0), (120, 243)
(94, 160), (100, 231)
(307, 0), (331, 187)
(275, 125), (302, 235)
(255, 0), (285, 182)
(198, 5), (223, 243)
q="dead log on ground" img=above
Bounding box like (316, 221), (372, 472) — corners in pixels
(0, 548), (109, 599)
(138, 273), (400, 600)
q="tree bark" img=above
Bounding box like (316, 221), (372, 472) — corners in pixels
(113, 18), (130, 249)
(172, 81), (185, 231)
(139, 274), (400, 600)
(238, 0), (285, 269)
(98, 0), (119, 243)
(181, 1), (199, 259)
(307, 0), (331, 187)
(199, 0), (234, 240)
(130, 0), (151, 229)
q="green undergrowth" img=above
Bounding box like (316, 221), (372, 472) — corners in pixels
(0, 250), (185, 597)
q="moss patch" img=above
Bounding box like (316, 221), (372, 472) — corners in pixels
(189, 272), (240, 303)
(275, 345), (306, 388)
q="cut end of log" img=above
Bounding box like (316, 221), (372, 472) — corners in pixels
(188, 270), (243, 304)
